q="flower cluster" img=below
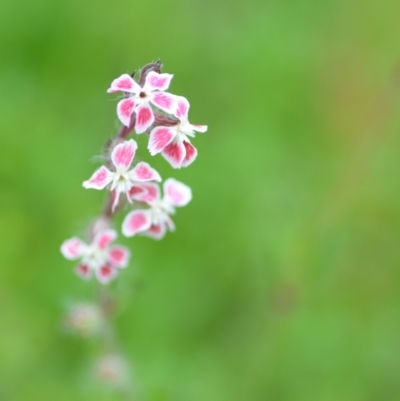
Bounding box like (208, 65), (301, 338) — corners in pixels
(61, 62), (207, 284)
(61, 229), (130, 284)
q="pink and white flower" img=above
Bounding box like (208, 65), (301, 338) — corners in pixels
(61, 229), (130, 284)
(122, 178), (192, 240)
(148, 96), (207, 168)
(107, 71), (176, 133)
(83, 140), (161, 211)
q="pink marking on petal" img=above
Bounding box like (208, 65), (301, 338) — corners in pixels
(129, 162), (161, 182)
(151, 92), (176, 113)
(175, 97), (190, 119)
(127, 185), (145, 200)
(148, 126), (175, 155)
(161, 141), (186, 168)
(122, 210), (152, 237)
(83, 166), (113, 190)
(111, 139), (137, 170)
(117, 98), (135, 127)
(61, 237), (86, 260)
(129, 183), (160, 204)
(135, 104), (154, 134)
(96, 264), (117, 284)
(163, 178), (192, 207)
(75, 264), (92, 280)
(181, 141), (198, 167)
(142, 224), (166, 240)
(144, 71), (173, 91)
(107, 74), (140, 93)
(93, 229), (117, 249)
(108, 246), (130, 268)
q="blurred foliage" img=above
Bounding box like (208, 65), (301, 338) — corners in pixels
(1, 0), (400, 400)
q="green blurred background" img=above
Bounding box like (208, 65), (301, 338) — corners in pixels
(1, 0), (400, 400)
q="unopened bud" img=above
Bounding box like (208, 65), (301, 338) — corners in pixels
(95, 354), (128, 386)
(65, 303), (103, 337)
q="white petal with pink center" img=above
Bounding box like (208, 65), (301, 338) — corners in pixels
(122, 179), (191, 240)
(108, 246), (130, 268)
(143, 71), (173, 91)
(163, 178), (192, 207)
(107, 74), (140, 94)
(122, 210), (152, 237)
(129, 182), (160, 204)
(61, 229), (131, 284)
(117, 98), (136, 127)
(141, 224), (167, 240)
(161, 140), (187, 168)
(96, 265), (118, 284)
(128, 162), (161, 182)
(148, 127), (175, 155)
(61, 237), (86, 260)
(83, 140), (161, 211)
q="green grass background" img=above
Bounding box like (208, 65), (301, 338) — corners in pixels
(1, 0), (400, 400)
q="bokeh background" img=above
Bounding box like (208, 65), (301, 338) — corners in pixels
(1, 0), (400, 400)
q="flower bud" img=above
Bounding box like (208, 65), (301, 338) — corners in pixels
(95, 354), (128, 386)
(64, 303), (103, 338)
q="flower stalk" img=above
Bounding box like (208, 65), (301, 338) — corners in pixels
(60, 61), (207, 393)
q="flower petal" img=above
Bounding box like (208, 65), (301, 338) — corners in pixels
(142, 224), (167, 240)
(191, 124), (208, 133)
(75, 264), (92, 280)
(129, 182), (160, 204)
(181, 141), (198, 167)
(107, 74), (140, 93)
(161, 141), (186, 168)
(93, 229), (117, 249)
(129, 183), (161, 204)
(129, 162), (161, 182)
(61, 237), (86, 260)
(83, 166), (113, 190)
(111, 139), (137, 170)
(122, 210), (152, 237)
(96, 265), (118, 284)
(148, 126), (176, 155)
(163, 178), (192, 207)
(174, 96), (190, 119)
(144, 71), (173, 91)
(135, 103), (154, 134)
(108, 246), (130, 268)
(127, 185), (145, 201)
(165, 215), (176, 231)
(117, 98), (135, 127)
(151, 92), (176, 113)
(111, 190), (121, 212)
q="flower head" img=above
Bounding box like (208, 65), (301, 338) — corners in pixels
(108, 71), (176, 133)
(83, 139), (161, 211)
(122, 178), (192, 239)
(95, 354), (128, 386)
(61, 229), (130, 284)
(64, 303), (103, 337)
(148, 97), (207, 168)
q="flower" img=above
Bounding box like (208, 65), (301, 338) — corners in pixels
(95, 354), (128, 386)
(64, 303), (103, 337)
(107, 71), (176, 133)
(83, 139), (161, 211)
(148, 96), (207, 168)
(61, 229), (130, 284)
(122, 178), (192, 240)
